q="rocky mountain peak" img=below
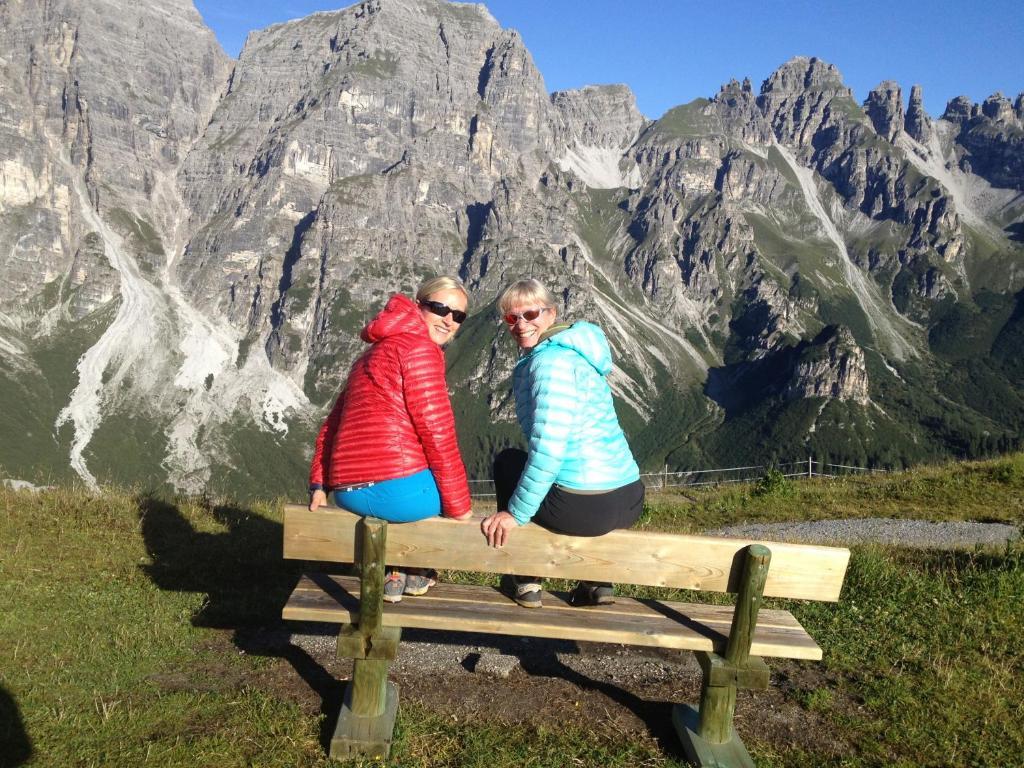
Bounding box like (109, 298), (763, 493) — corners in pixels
(703, 78), (772, 142)
(904, 84), (933, 144)
(759, 56), (850, 98)
(939, 92), (1024, 190)
(756, 57), (858, 147)
(785, 325), (870, 405)
(2, 2), (1023, 494)
(981, 92), (1018, 124)
(942, 95), (976, 124)
(864, 80), (904, 141)
(552, 84), (646, 147)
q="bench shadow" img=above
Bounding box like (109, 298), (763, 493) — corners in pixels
(396, 624), (689, 758)
(0, 685), (32, 767)
(519, 643), (687, 756)
(135, 493), (350, 752)
(136, 495), (694, 758)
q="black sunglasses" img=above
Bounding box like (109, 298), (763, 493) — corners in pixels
(419, 300), (467, 324)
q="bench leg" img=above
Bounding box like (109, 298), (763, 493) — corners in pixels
(329, 517), (401, 761)
(331, 677), (400, 760)
(674, 544), (771, 768)
(673, 699), (754, 768)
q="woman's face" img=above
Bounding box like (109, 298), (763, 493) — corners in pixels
(419, 288), (468, 347)
(505, 303), (556, 350)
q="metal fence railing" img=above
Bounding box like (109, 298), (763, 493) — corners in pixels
(467, 458), (888, 498)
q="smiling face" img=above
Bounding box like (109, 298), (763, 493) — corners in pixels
(506, 304), (557, 349)
(419, 287), (468, 347)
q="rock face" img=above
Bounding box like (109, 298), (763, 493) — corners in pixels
(1, 1), (1023, 492)
(552, 85), (647, 188)
(0, 0), (228, 312)
(904, 85), (933, 144)
(785, 326), (870, 405)
(865, 81), (904, 141)
(945, 92), (1024, 190)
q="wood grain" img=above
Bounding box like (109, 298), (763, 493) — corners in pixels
(283, 574), (823, 660)
(283, 505), (850, 602)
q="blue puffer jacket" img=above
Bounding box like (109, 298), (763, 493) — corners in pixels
(508, 321), (641, 524)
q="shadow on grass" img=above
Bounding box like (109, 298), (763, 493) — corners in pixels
(403, 624), (689, 758)
(518, 648), (685, 756)
(136, 493), (348, 751)
(0, 684), (32, 767)
(135, 494), (692, 759)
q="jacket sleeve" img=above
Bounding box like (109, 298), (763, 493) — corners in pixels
(401, 341), (472, 517)
(309, 386), (346, 490)
(507, 351), (579, 524)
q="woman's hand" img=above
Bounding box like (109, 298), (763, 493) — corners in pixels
(308, 489), (327, 511)
(447, 509), (474, 522)
(481, 510), (518, 548)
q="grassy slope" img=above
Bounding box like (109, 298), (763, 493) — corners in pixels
(1, 454), (1022, 766)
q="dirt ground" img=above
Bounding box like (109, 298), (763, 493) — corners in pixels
(152, 622), (853, 761)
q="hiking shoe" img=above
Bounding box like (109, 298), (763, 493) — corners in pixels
(502, 574), (543, 608)
(403, 568), (437, 596)
(570, 581), (615, 607)
(383, 570), (406, 603)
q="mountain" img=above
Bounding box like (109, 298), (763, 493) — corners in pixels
(1, 0), (1022, 496)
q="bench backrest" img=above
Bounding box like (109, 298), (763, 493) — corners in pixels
(283, 505), (850, 602)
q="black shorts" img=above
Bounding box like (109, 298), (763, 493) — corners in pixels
(492, 448), (645, 537)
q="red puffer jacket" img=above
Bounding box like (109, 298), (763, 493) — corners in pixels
(308, 294), (471, 517)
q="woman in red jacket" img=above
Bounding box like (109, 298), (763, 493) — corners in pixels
(308, 276), (473, 601)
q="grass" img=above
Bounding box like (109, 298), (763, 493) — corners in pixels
(639, 452), (1024, 530)
(2, 453), (1023, 766)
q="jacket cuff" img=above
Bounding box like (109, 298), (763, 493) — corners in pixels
(309, 483), (324, 492)
(507, 499), (533, 525)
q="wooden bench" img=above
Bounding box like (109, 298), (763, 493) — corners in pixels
(281, 504), (850, 767)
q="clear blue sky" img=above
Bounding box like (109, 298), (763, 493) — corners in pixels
(194, 0), (1023, 120)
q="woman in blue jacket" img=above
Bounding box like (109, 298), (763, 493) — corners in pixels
(481, 278), (645, 607)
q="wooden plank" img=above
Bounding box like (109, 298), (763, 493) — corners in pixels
(282, 505), (850, 602)
(283, 574), (823, 660)
(288, 576), (810, 632)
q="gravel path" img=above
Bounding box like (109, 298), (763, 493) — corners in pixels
(270, 516), (1020, 729)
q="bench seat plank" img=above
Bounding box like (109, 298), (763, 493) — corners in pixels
(283, 506), (850, 602)
(284, 574), (823, 661)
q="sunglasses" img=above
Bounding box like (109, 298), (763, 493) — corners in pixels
(503, 307), (550, 325)
(418, 300), (467, 324)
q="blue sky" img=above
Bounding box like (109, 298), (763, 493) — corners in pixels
(194, 0), (1023, 120)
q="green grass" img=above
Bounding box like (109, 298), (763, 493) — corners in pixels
(640, 452), (1024, 530)
(650, 99), (719, 138)
(2, 454), (1023, 766)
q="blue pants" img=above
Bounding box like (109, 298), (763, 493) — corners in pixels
(333, 468), (441, 523)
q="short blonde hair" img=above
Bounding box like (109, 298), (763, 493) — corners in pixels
(497, 278), (557, 315)
(416, 275), (469, 306)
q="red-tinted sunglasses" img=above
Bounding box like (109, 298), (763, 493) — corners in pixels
(503, 307), (550, 325)
(419, 299), (467, 324)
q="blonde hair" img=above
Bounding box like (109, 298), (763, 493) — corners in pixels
(497, 278), (557, 315)
(416, 275), (469, 306)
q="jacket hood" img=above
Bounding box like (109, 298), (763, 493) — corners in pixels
(361, 294), (429, 343)
(540, 321), (612, 375)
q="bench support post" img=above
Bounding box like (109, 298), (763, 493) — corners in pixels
(329, 517), (401, 761)
(675, 544), (771, 768)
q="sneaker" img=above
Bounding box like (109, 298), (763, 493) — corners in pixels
(502, 574), (543, 608)
(383, 570), (406, 603)
(403, 568), (437, 596)
(570, 581), (615, 607)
